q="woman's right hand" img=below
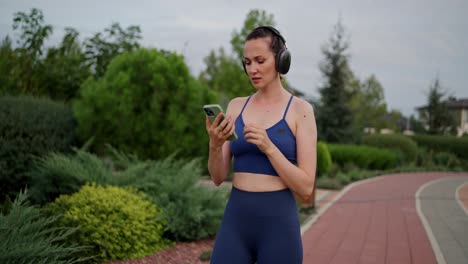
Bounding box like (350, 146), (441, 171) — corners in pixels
(205, 113), (235, 150)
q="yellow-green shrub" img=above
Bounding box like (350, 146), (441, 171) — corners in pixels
(48, 184), (173, 261)
(316, 142), (332, 176)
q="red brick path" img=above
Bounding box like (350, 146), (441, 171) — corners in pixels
(302, 172), (466, 264)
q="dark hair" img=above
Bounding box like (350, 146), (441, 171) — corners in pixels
(246, 27), (285, 56)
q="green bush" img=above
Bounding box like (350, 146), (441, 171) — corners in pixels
(316, 177), (342, 190)
(336, 172), (351, 185)
(328, 144), (399, 170)
(363, 134), (418, 163)
(0, 190), (89, 264)
(30, 146), (226, 242)
(0, 96), (78, 202)
(47, 184), (172, 261)
(316, 142), (332, 176)
(28, 149), (113, 205)
(110, 148), (227, 241)
(73, 48), (217, 161)
(409, 134), (468, 161)
(433, 151), (461, 169)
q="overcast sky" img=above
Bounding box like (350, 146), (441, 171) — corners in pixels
(1, 0), (467, 116)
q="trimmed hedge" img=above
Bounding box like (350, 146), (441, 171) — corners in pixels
(409, 134), (468, 161)
(363, 134), (418, 163)
(316, 142), (332, 176)
(47, 184), (172, 261)
(328, 144), (399, 170)
(0, 96), (78, 202)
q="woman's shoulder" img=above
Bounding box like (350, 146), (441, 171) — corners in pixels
(227, 96), (250, 109)
(291, 96), (314, 114)
(226, 96), (251, 115)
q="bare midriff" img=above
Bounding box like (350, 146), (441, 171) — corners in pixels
(232, 172), (288, 192)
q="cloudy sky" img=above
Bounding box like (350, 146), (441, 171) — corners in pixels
(1, 0), (467, 116)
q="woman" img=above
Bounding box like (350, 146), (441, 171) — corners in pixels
(205, 26), (317, 264)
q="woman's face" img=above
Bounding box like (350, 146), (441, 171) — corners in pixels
(243, 37), (278, 89)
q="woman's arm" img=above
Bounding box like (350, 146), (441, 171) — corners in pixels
(206, 100), (237, 186)
(207, 140), (232, 186)
(244, 99), (317, 200)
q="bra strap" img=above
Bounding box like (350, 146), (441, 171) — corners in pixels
(283, 95), (294, 119)
(240, 96), (252, 115)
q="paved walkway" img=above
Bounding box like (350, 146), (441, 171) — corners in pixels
(301, 172), (468, 264)
(419, 177), (468, 264)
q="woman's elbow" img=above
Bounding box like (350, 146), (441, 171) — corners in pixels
(300, 177), (315, 200)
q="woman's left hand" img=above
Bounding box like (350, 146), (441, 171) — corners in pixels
(243, 124), (276, 155)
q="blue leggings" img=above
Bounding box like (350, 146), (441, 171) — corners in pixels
(210, 186), (303, 264)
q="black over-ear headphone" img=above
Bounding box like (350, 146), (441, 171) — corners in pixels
(242, 26), (291, 75)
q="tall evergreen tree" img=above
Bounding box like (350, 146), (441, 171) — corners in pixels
(316, 19), (355, 143)
(421, 77), (457, 134)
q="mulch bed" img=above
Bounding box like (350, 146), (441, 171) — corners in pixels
(107, 237), (215, 264)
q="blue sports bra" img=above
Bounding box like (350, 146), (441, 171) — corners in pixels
(230, 95), (297, 176)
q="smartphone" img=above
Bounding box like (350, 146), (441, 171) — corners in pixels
(203, 104), (238, 141)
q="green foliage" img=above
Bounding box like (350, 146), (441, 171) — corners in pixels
(0, 96), (77, 202)
(199, 251), (212, 262)
(73, 48), (216, 161)
(0, 190), (89, 264)
(230, 9), (276, 61)
(41, 28), (91, 101)
(363, 134), (418, 163)
(12, 8), (53, 95)
(410, 134), (468, 161)
(0, 195), (13, 215)
(29, 146), (226, 242)
(328, 144), (399, 170)
(419, 77), (458, 135)
(336, 172), (351, 185)
(199, 47), (250, 102)
(47, 184), (172, 261)
(28, 149), (112, 205)
(316, 142), (332, 176)
(316, 177), (342, 190)
(83, 22), (142, 78)
(0, 36), (19, 95)
(316, 20), (355, 143)
(109, 148), (227, 241)
(433, 152), (461, 169)
(348, 75), (390, 132)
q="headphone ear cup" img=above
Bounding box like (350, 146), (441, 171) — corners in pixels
(275, 48), (291, 74)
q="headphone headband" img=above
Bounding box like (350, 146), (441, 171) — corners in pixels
(254, 26), (286, 45)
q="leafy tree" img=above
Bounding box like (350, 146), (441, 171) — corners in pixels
(409, 115), (426, 134)
(73, 48), (216, 160)
(40, 28), (91, 101)
(349, 75), (389, 133)
(316, 19), (355, 143)
(199, 47), (249, 105)
(0, 36), (19, 95)
(12, 8), (53, 95)
(420, 77), (457, 134)
(84, 22), (142, 78)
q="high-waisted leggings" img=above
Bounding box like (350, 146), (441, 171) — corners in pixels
(210, 186), (303, 264)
